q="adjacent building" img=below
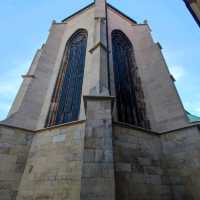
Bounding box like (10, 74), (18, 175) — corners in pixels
(184, 0), (200, 27)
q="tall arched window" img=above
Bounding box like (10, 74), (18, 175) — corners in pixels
(112, 30), (149, 128)
(46, 29), (88, 127)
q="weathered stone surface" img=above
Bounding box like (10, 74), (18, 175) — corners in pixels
(80, 97), (115, 200)
(0, 126), (33, 200)
(113, 124), (171, 200)
(161, 126), (200, 200)
(16, 123), (85, 200)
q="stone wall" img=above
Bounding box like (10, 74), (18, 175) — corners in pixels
(161, 126), (200, 200)
(1, 115), (200, 200)
(16, 122), (85, 200)
(0, 125), (33, 200)
(113, 123), (172, 200)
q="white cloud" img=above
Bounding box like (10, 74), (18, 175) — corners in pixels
(169, 65), (185, 81)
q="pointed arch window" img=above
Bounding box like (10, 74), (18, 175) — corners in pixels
(46, 29), (88, 127)
(112, 30), (149, 128)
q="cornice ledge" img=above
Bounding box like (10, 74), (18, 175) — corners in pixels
(84, 95), (115, 100)
(36, 120), (86, 133)
(89, 42), (109, 53)
(160, 123), (200, 134)
(94, 17), (106, 20)
(0, 120), (86, 134)
(113, 121), (159, 136)
(0, 123), (34, 133)
(22, 74), (36, 79)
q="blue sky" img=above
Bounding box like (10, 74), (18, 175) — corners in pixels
(0, 0), (199, 121)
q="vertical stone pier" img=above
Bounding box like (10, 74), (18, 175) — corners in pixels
(80, 96), (115, 200)
(89, 0), (109, 95)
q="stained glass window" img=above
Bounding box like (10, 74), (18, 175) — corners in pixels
(46, 29), (88, 127)
(112, 30), (149, 128)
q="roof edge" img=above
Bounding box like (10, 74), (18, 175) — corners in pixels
(62, 2), (95, 22)
(61, 2), (138, 25)
(107, 3), (138, 24)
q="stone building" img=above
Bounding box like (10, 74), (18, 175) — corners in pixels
(184, 0), (200, 27)
(0, 0), (200, 199)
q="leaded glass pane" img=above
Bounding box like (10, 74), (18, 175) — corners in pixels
(46, 29), (87, 127)
(112, 30), (149, 128)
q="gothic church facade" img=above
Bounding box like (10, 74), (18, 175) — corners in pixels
(0, 0), (200, 199)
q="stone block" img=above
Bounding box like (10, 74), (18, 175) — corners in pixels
(82, 164), (101, 178)
(52, 134), (66, 143)
(115, 163), (131, 172)
(144, 166), (163, 175)
(85, 138), (104, 149)
(0, 190), (11, 200)
(104, 150), (113, 162)
(161, 175), (171, 185)
(83, 149), (95, 162)
(146, 174), (162, 185)
(138, 157), (151, 166)
(95, 150), (104, 162)
(0, 143), (11, 154)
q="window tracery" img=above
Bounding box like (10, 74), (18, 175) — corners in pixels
(46, 29), (88, 127)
